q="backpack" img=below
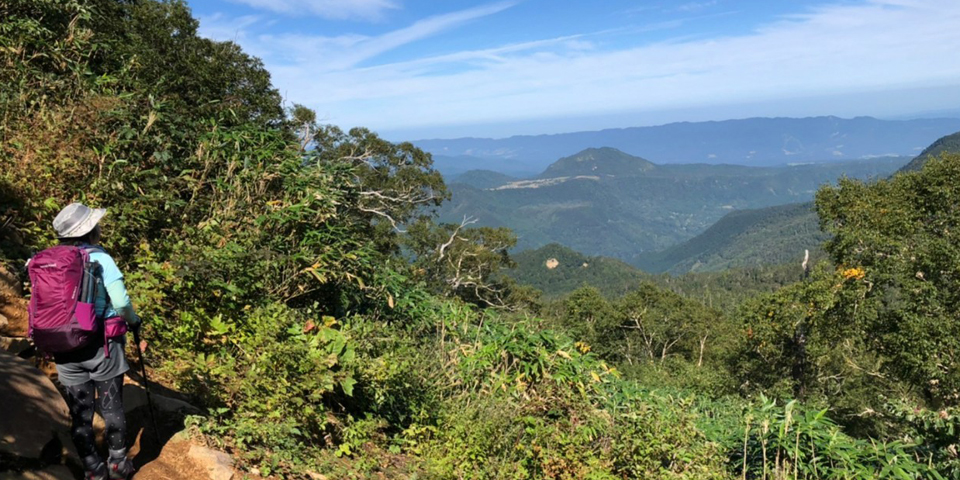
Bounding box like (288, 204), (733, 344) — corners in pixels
(27, 245), (103, 354)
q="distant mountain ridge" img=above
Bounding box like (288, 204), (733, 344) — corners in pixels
(418, 116), (960, 176)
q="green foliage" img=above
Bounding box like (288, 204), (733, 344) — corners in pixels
(728, 398), (941, 480)
(509, 243), (653, 299)
(509, 243), (811, 314)
(817, 153), (960, 406)
(184, 306), (359, 465)
(733, 265), (892, 421)
(540, 147), (655, 177)
(417, 311), (728, 480)
(404, 217), (534, 309)
(884, 403), (960, 479)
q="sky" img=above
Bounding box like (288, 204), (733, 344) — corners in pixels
(187, 0), (960, 140)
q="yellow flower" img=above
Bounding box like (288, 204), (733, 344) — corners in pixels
(841, 267), (866, 281)
(575, 341), (592, 353)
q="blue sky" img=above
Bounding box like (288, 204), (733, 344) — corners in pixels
(189, 0), (960, 140)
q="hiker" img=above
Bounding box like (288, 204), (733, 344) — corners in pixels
(40, 203), (141, 480)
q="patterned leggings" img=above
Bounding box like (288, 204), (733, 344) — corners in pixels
(64, 375), (126, 469)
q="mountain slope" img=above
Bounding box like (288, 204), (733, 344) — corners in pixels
(417, 116), (960, 173)
(898, 130), (960, 172)
(451, 170), (517, 189)
(540, 147), (656, 177)
(509, 243), (652, 298)
(634, 203), (826, 274)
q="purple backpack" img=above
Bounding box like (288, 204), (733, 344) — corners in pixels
(27, 245), (107, 354)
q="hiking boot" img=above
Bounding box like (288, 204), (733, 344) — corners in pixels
(85, 462), (107, 480)
(107, 456), (135, 479)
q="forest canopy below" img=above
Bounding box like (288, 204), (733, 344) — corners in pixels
(1, 1), (958, 479)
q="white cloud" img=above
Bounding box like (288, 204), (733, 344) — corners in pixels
(228, 0), (399, 21)
(204, 0), (960, 136)
(196, 13), (262, 42)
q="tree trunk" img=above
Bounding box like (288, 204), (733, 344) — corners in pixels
(697, 335), (708, 368)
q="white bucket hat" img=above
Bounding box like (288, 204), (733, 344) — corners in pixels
(53, 203), (107, 239)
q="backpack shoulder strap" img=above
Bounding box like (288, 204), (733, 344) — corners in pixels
(83, 245), (106, 255)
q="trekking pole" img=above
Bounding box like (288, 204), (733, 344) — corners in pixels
(132, 329), (162, 445)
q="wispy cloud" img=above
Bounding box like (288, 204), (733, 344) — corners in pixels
(203, 0), (960, 136)
(204, 2), (516, 71)
(676, 1), (718, 13)
(227, 0), (399, 21)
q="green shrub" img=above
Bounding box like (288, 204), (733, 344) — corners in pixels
(727, 397), (941, 480)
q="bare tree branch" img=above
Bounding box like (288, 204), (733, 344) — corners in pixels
(358, 206), (407, 233)
(438, 216), (478, 261)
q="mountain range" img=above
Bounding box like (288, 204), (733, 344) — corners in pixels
(419, 116), (960, 176)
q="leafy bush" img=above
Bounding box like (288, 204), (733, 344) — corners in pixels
(415, 311), (729, 480)
(725, 397), (941, 480)
(884, 403), (960, 479)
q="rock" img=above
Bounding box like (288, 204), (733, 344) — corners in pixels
(0, 465), (75, 480)
(0, 301), (29, 337)
(0, 264), (29, 338)
(187, 444), (235, 480)
(0, 265), (22, 296)
(0, 350), (76, 465)
(0, 336), (32, 355)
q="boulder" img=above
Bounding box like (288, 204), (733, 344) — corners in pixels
(0, 265), (22, 296)
(0, 337), (32, 356)
(0, 350), (76, 469)
(0, 465), (75, 480)
(0, 265), (28, 338)
(187, 444), (235, 480)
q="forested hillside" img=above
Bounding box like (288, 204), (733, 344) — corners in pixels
(899, 131), (960, 172)
(635, 202), (826, 274)
(440, 150), (907, 259)
(2, 2), (958, 479)
(509, 243), (653, 298)
(510, 243), (813, 312)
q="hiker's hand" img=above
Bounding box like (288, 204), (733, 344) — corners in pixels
(126, 314), (142, 334)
